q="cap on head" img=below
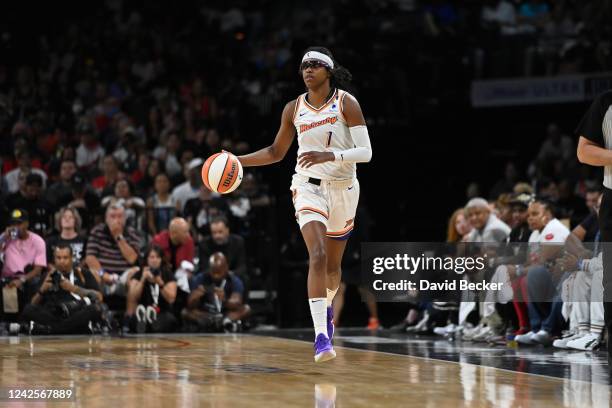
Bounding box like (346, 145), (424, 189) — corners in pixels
(9, 208), (28, 225)
(509, 193), (534, 208)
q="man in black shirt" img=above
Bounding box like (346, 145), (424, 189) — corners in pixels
(576, 90), (612, 366)
(45, 159), (77, 210)
(6, 173), (53, 237)
(184, 252), (249, 332)
(58, 174), (101, 231)
(507, 193), (533, 244)
(20, 245), (103, 334)
(198, 215), (247, 279)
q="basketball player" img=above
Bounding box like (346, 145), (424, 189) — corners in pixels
(237, 47), (372, 362)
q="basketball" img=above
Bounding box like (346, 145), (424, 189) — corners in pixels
(201, 151), (243, 194)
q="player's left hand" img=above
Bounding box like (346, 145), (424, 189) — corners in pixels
(298, 151), (335, 168)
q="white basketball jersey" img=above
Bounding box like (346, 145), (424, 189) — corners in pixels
(293, 89), (356, 180)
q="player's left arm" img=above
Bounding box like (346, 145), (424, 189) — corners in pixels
(298, 94), (372, 168)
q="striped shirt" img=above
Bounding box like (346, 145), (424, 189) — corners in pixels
(576, 90), (612, 188)
(85, 224), (142, 275)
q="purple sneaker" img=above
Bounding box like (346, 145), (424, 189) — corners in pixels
(314, 333), (336, 363)
(327, 307), (334, 340)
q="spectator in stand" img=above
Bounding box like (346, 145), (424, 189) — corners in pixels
(184, 252), (249, 332)
(184, 186), (229, 240)
(4, 150), (47, 194)
(75, 123), (105, 173)
(447, 207), (472, 243)
(152, 217), (195, 271)
(511, 198), (570, 345)
(21, 245), (103, 335)
(136, 157), (165, 198)
(58, 173), (101, 232)
(465, 197), (511, 242)
(85, 203), (142, 302)
(125, 245), (178, 333)
(489, 162), (519, 200)
(172, 158), (203, 212)
(45, 159), (77, 209)
(494, 193), (514, 227)
(153, 131), (183, 178)
(553, 193), (602, 350)
(6, 173), (53, 237)
(530, 123), (574, 177)
(46, 207), (87, 266)
(101, 180), (145, 230)
(130, 153), (150, 186)
(508, 193), (533, 242)
(483, 193), (534, 339)
(557, 179), (589, 228)
(585, 187), (603, 214)
(0, 209), (47, 310)
(92, 155), (122, 196)
(460, 198), (511, 340)
(5, 171), (30, 216)
(198, 215), (247, 280)
(146, 173), (179, 236)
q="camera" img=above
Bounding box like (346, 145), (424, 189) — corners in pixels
(56, 300), (85, 318)
(151, 268), (161, 277)
(50, 270), (62, 292)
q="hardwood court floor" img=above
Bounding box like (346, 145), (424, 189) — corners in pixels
(0, 333), (610, 407)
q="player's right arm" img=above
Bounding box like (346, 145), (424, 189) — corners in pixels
(577, 136), (612, 166)
(576, 91), (612, 166)
(237, 100), (296, 167)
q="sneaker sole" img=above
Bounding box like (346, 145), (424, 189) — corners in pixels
(568, 342), (600, 351)
(314, 349), (337, 363)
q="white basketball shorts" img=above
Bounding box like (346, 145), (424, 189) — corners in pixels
(289, 173), (360, 240)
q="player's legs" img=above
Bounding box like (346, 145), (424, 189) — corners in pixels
(302, 221), (328, 299)
(325, 238), (347, 338)
(325, 238), (347, 291)
(300, 220), (336, 362)
(332, 282), (347, 327)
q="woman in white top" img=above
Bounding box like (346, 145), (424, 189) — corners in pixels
(237, 47), (372, 362)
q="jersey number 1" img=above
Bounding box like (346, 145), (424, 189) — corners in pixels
(326, 131), (332, 147)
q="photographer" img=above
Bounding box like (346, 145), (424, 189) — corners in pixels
(124, 245), (177, 333)
(20, 245), (103, 334)
(183, 252), (249, 332)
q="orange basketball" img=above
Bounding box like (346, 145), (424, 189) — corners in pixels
(201, 151), (243, 194)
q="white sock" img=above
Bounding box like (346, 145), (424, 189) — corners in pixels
(326, 287), (338, 307)
(309, 298), (328, 338)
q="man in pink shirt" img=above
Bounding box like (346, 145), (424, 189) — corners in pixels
(1, 209), (47, 302)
